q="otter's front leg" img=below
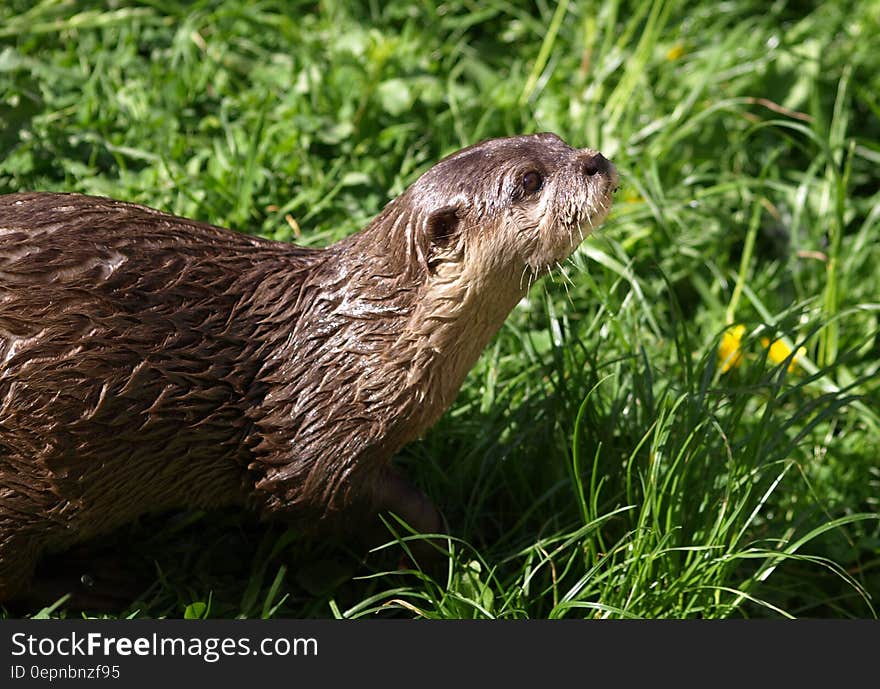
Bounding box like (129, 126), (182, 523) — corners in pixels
(365, 468), (447, 570)
(370, 468), (445, 540)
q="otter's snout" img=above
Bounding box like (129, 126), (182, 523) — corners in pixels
(580, 151), (618, 192)
(582, 152), (612, 178)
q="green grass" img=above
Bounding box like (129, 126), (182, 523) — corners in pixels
(1, 0), (878, 619)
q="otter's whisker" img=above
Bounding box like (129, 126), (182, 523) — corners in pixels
(555, 261), (575, 305)
(527, 266), (538, 292)
(556, 261), (576, 288)
(519, 264), (530, 291)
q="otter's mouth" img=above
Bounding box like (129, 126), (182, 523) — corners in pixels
(576, 187), (616, 238)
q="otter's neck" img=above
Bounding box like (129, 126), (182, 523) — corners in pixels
(290, 206), (526, 445)
(392, 261), (527, 439)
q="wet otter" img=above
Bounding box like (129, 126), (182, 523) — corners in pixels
(0, 132), (617, 602)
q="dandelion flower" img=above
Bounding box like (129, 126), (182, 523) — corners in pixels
(718, 324), (746, 373)
(761, 337), (806, 373)
(622, 187), (643, 204)
(666, 44), (685, 61)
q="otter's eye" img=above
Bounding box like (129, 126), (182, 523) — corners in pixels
(522, 171), (543, 194)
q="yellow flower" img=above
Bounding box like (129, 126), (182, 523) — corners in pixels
(622, 187), (643, 204)
(761, 337), (806, 373)
(666, 44), (685, 61)
(718, 324), (746, 373)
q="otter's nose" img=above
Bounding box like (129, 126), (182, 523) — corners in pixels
(582, 152), (611, 177)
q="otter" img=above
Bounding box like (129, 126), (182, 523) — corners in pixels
(0, 132), (616, 603)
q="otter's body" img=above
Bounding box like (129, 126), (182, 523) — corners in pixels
(0, 133), (616, 601)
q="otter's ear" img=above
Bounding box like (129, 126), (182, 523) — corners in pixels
(426, 206), (460, 248)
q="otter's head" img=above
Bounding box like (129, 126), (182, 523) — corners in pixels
(343, 133), (618, 416)
(325, 134), (617, 431)
(401, 132), (617, 288)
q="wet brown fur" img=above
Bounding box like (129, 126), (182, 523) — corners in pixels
(0, 133), (616, 602)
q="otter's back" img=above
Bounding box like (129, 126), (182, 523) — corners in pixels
(0, 193), (310, 544)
